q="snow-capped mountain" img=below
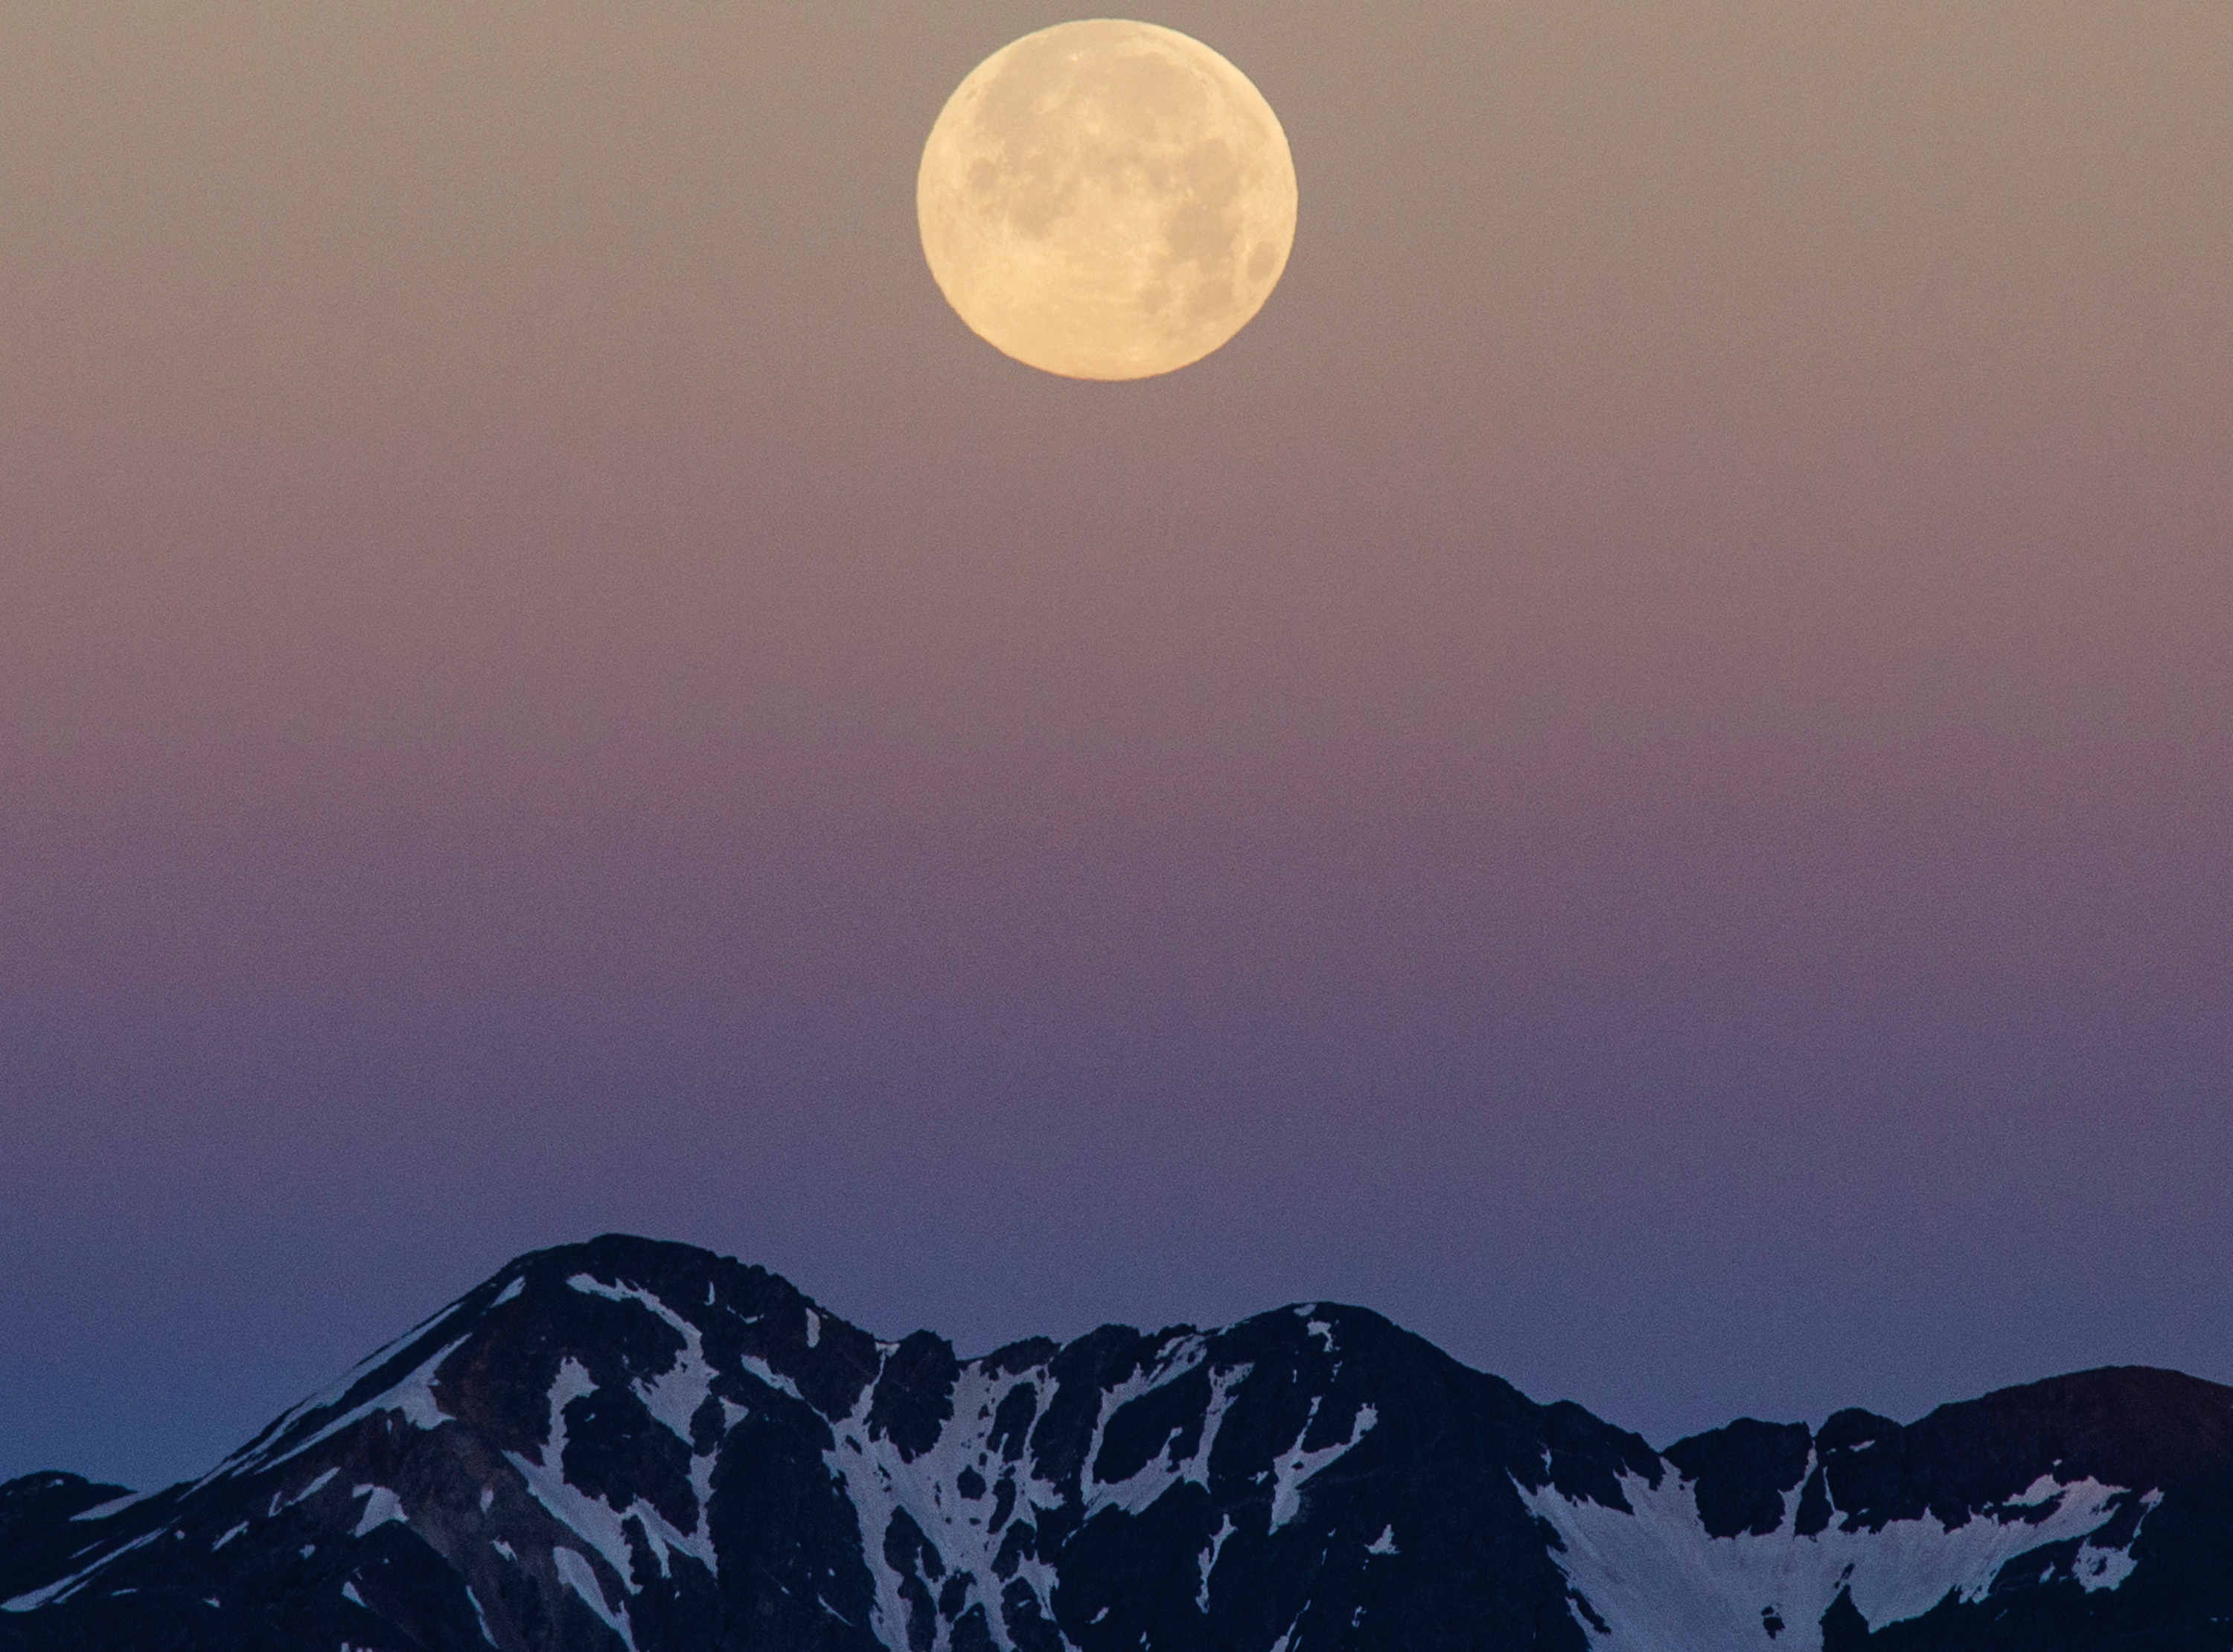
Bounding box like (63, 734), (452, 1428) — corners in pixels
(4, 1235), (2229, 1651)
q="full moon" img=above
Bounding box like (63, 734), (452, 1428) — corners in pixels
(917, 20), (1297, 380)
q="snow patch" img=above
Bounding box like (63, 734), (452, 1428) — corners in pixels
(1521, 1463), (2154, 1652)
(1269, 1400), (1376, 1531)
(566, 1271), (800, 1409)
(2, 1523), (168, 1611)
(1084, 1342), (1211, 1514)
(505, 1357), (715, 1591)
(554, 1546), (636, 1651)
(1198, 1514), (1236, 1610)
(467, 1581), (499, 1647)
(2077, 1491), (2160, 1592)
(825, 1351), (1079, 1652)
(234, 1331), (470, 1477)
(204, 1290), (478, 1488)
(67, 1491), (151, 1523)
(351, 1486), (406, 1537)
(1184, 1364), (1248, 1491)
(555, 1281), (725, 1563)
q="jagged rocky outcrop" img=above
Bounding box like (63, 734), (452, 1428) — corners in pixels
(3, 1235), (2229, 1651)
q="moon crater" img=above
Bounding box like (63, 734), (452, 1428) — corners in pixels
(919, 20), (1298, 380)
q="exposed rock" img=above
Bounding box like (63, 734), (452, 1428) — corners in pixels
(4, 1235), (2229, 1651)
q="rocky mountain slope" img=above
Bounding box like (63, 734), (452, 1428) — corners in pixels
(4, 1235), (2229, 1651)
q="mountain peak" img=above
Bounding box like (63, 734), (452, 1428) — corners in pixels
(4, 1238), (2229, 1652)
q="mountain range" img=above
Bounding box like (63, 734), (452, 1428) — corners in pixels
(4, 1234), (2229, 1651)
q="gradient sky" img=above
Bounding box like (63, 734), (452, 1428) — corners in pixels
(4, 0), (2229, 1492)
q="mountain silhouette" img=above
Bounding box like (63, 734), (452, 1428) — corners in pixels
(4, 1235), (2229, 1651)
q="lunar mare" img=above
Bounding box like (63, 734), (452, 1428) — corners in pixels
(917, 20), (1297, 380)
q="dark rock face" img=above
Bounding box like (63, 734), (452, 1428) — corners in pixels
(3, 1236), (2229, 1652)
(0, 1473), (133, 1607)
(1664, 1418), (1812, 1538)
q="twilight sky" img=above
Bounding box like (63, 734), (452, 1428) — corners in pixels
(3, 0), (2229, 1492)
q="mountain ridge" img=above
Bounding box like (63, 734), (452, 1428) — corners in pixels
(4, 1233), (2229, 1651)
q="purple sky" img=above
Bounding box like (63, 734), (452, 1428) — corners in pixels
(4, 1), (2230, 1491)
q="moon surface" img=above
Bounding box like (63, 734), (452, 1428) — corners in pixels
(918, 20), (1297, 381)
